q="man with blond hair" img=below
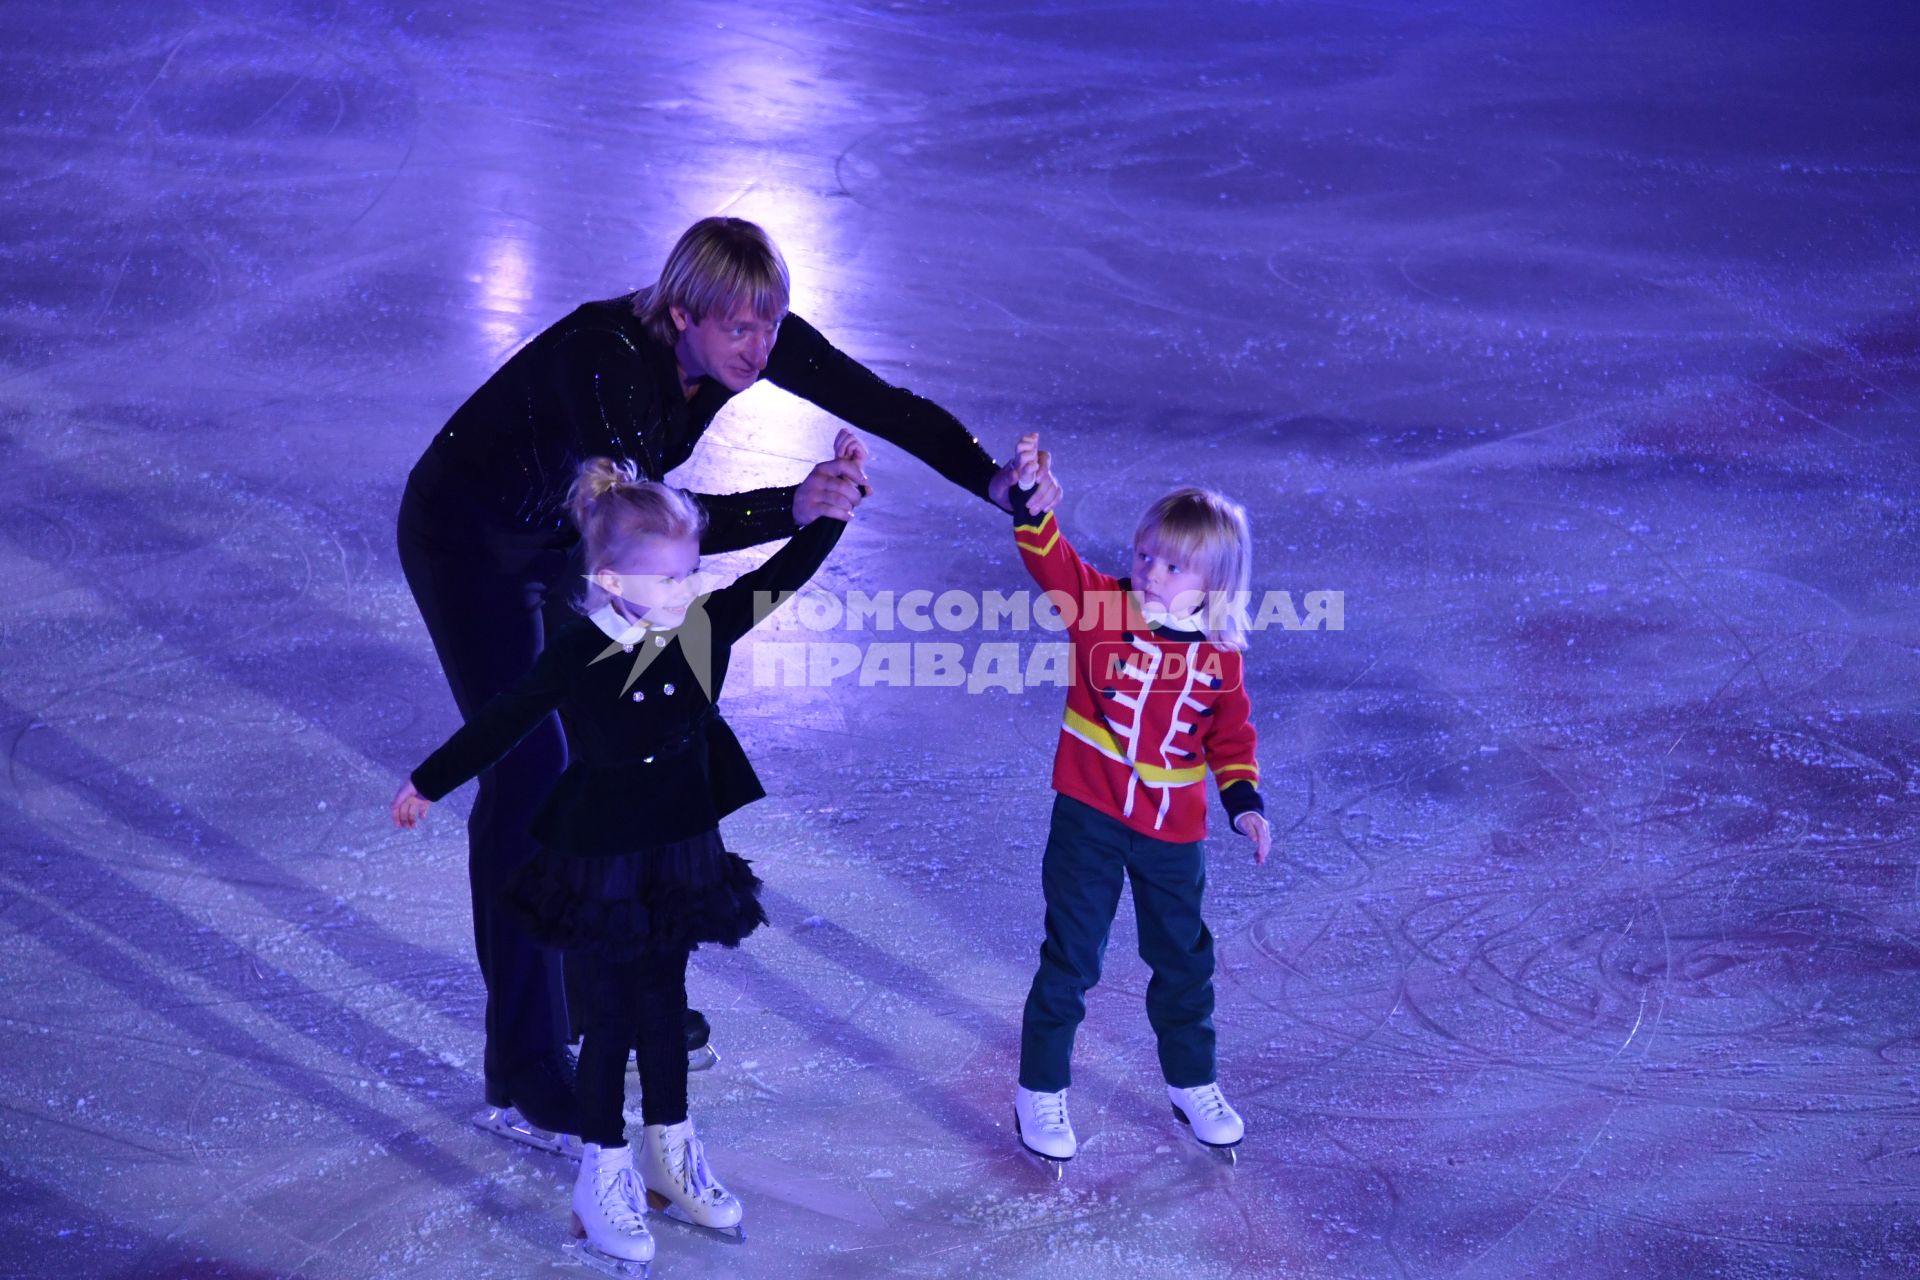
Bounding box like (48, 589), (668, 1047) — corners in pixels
(397, 215), (1060, 1149)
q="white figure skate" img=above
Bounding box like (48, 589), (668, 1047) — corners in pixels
(1013, 1085), (1076, 1179)
(1167, 1082), (1244, 1164)
(563, 1142), (655, 1277)
(640, 1117), (746, 1242)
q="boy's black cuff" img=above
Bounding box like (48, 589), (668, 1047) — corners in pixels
(1011, 481), (1044, 527)
(1220, 778), (1264, 824)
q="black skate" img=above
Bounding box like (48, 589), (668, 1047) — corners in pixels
(685, 1007), (719, 1073)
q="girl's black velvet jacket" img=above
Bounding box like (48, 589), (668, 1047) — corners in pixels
(409, 517), (844, 855)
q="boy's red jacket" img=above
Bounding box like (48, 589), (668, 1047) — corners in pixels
(1013, 487), (1262, 842)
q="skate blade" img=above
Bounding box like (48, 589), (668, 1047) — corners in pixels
(687, 1043), (720, 1073)
(472, 1106), (581, 1159)
(1015, 1136), (1073, 1178)
(561, 1238), (652, 1278)
(644, 1189), (748, 1242)
(1169, 1105), (1242, 1163)
(1020, 1146), (1069, 1181)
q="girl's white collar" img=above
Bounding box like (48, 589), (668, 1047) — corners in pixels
(588, 603), (652, 646)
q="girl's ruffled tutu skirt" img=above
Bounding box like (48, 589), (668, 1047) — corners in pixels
(500, 827), (766, 958)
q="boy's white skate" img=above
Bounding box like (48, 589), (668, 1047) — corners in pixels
(564, 1142), (655, 1277)
(1167, 1082), (1243, 1163)
(473, 1105), (582, 1158)
(1013, 1085), (1076, 1178)
(640, 1117), (746, 1241)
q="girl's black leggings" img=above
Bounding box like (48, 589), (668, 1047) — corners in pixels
(571, 944), (694, 1147)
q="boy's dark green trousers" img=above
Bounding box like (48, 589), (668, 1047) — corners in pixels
(1019, 794), (1217, 1092)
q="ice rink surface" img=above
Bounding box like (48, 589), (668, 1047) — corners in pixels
(3, 1), (1918, 1276)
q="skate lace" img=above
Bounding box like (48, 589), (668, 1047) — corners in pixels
(1185, 1083), (1231, 1120)
(1032, 1090), (1071, 1132)
(672, 1132), (732, 1206)
(593, 1163), (648, 1231)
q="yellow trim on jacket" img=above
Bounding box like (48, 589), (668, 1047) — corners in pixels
(1062, 707), (1207, 787)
